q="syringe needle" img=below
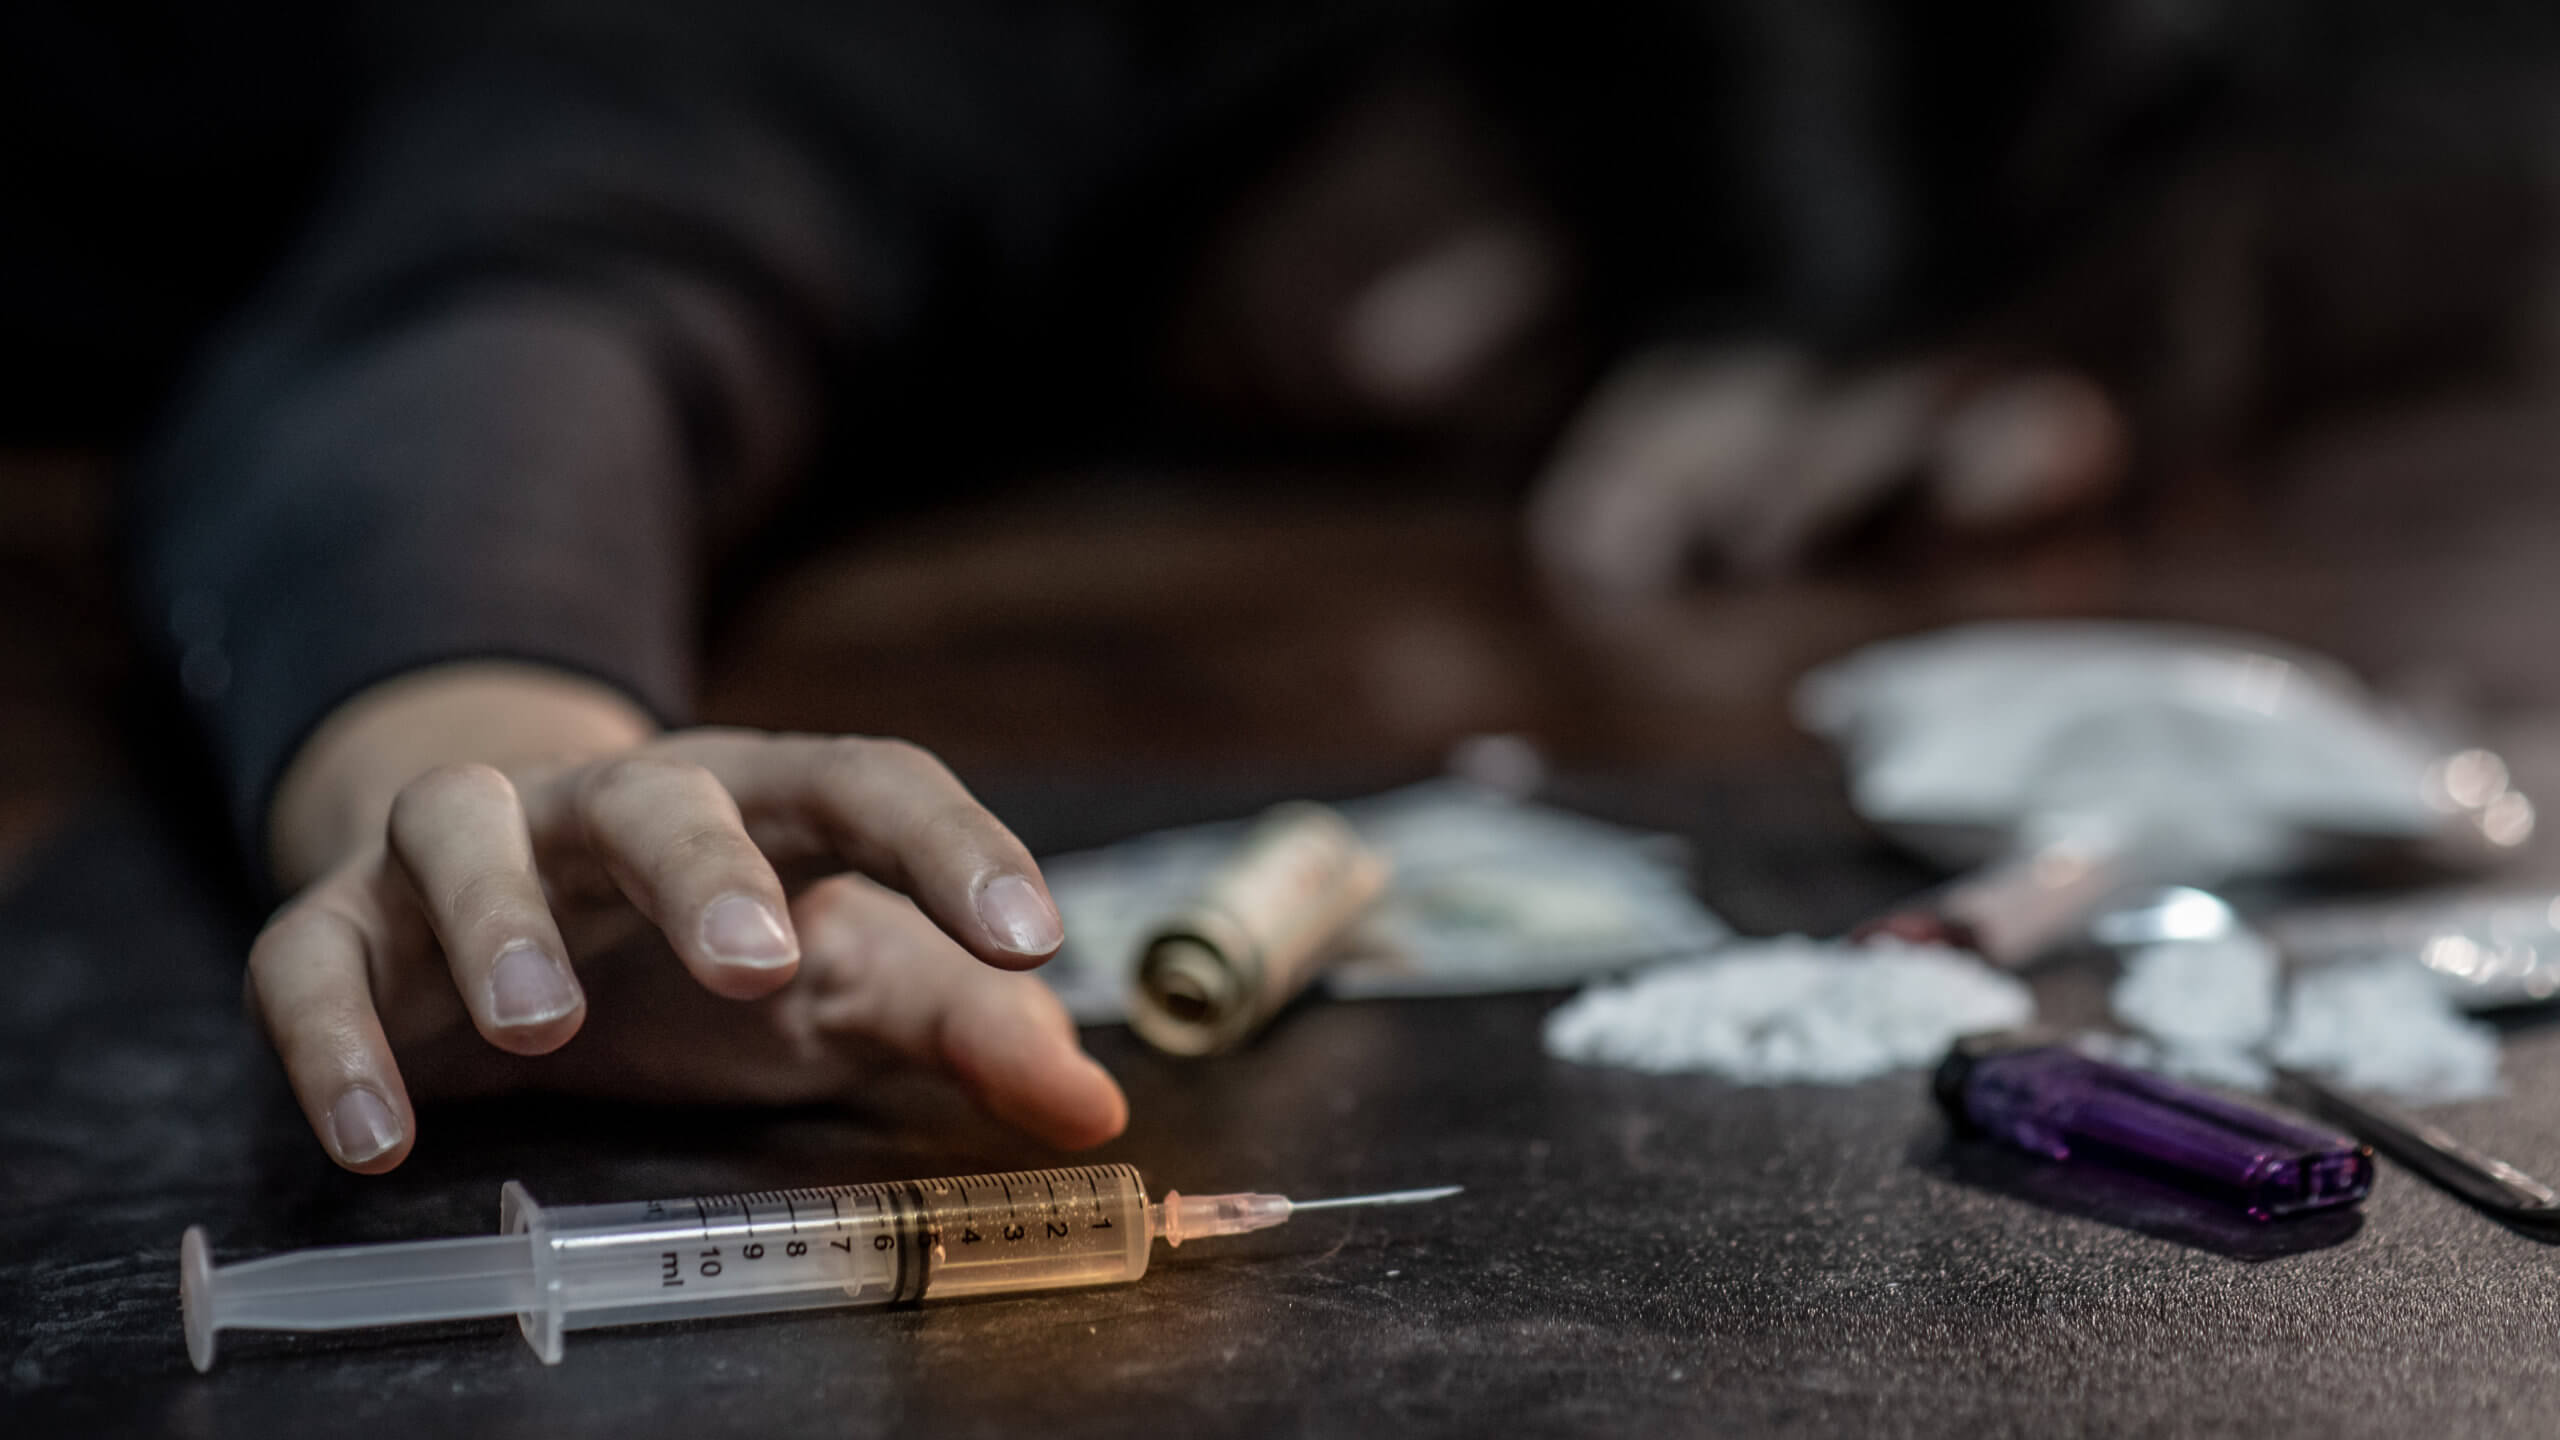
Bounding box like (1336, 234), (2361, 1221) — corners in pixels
(1150, 1184), (1462, 1246)
(1287, 1185), (1463, 1211)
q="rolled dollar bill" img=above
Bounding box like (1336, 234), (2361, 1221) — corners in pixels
(1127, 802), (1391, 1056)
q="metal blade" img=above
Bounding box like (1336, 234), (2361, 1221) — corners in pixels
(2276, 1068), (2560, 1223)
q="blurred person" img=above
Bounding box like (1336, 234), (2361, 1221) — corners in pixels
(7, 0), (2546, 1171)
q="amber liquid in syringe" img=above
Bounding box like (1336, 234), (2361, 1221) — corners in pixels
(567, 1165), (1155, 1325)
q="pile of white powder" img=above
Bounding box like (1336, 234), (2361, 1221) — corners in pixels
(2106, 933), (2282, 1089)
(1541, 936), (2033, 1083)
(2107, 934), (2501, 1100)
(1545, 928), (2502, 1100)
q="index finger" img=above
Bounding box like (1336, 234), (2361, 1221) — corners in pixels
(659, 732), (1062, 968)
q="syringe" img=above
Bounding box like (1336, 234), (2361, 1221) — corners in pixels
(179, 1165), (1459, 1371)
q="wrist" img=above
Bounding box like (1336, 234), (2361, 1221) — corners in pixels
(269, 661), (660, 889)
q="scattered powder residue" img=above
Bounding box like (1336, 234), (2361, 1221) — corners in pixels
(2268, 959), (2502, 1101)
(1542, 936), (2035, 1083)
(2109, 935), (2280, 1089)
(2103, 938), (2502, 1102)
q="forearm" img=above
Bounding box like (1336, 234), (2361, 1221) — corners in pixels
(127, 57), (864, 881)
(268, 662), (659, 890)
(133, 298), (702, 877)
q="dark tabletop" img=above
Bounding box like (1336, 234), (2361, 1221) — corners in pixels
(9, 772), (2560, 1439)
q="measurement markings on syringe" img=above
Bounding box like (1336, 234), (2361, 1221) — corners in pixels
(623, 1189), (888, 1288)
(608, 1172), (1138, 1292)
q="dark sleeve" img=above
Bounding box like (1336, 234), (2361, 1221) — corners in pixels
(127, 53), (874, 872)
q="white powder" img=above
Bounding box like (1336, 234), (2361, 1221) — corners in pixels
(2268, 959), (2503, 1101)
(2103, 938), (2502, 1102)
(2109, 934), (2280, 1088)
(1542, 936), (2035, 1083)
(1794, 623), (2446, 877)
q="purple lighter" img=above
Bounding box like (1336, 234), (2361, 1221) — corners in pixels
(1933, 1034), (2375, 1221)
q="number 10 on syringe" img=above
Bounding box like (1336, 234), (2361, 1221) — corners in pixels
(181, 1163), (1460, 1369)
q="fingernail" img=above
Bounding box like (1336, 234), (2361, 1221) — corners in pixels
(976, 873), (1063, 955)
(489, 942), (580, 1026)
(328, 1088), (401, 1164)
(702, 894), (796, 967)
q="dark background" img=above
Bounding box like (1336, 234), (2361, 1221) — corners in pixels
(17, 2), (2560, 1435)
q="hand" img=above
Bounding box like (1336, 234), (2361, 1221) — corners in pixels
(251, 724), (1127, 1171)
(1526, 346), (2126, 595)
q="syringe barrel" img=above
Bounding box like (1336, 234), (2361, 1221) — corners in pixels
(505, 1163), (1153, 1360)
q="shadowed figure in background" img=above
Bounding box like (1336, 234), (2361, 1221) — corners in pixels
(5, 0), (2555, 1171)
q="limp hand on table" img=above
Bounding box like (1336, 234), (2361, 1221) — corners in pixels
(249, 670), (1128, 1173)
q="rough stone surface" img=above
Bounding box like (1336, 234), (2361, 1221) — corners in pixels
(8, 778), (2560, 1438)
